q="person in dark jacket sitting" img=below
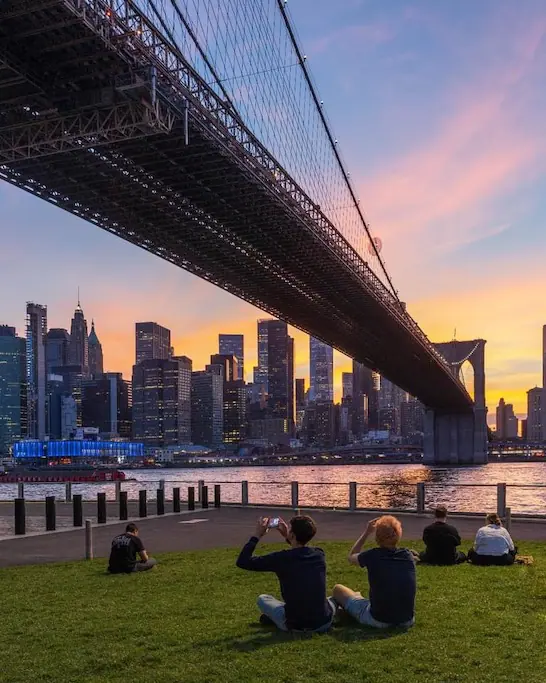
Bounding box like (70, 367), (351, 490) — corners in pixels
(236, 515), (336, 632)
(420, 505), (466, 565)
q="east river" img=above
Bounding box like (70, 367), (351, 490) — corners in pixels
(1, 462), (545, 516)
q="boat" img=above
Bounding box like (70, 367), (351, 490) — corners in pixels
(0, 463), (127, 483)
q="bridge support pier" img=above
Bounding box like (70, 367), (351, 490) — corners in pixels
(423, 408), (487, 465)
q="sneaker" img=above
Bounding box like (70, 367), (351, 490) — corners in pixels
(259, 614), (275, 626)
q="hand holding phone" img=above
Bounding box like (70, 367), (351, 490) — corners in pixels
(268, 517), (280, 529)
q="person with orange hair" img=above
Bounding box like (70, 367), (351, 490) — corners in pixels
(332, 515), (416, 628)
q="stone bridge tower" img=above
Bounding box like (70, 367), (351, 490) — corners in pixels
(423, 339), (487, 465)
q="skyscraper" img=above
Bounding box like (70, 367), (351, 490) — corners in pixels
(543, 325), (546, 390)
(496, 398), (518, 440)
(191, 369), (223, 446)
(26, 302), (47, 439)
(295, 378), (306, 409)
(135, 322), (171, 364)
(266, 320), (290, 423)
(352, 360), (374, 437)
(88, 321), (104, 377)
(172, 355), (192, 444)
(132, 359), (180, 447)
(0, 326), (26, 454)
(218, 334), (244, 380)
(526, 388), (544, 442)
(46, 328), (70, 374)
(68, 300), (89, 376)
(309, 337), (333, 402)
(82, 373), (132, 438)
(51, 364), (84, 429)
(287, 335), (294, 429)
(255, 319), (270, 392)
(342, 372), (353, 399)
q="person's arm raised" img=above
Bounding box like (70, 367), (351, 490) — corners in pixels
(348, 518), (379, 566)
(236, 517), (280, 571)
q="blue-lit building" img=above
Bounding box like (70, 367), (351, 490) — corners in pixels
(13, 440), (143, 462)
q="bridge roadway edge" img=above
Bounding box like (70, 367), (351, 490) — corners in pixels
(0, 507), (544, 569)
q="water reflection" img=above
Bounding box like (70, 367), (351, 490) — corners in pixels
(0, 462), (545, 515)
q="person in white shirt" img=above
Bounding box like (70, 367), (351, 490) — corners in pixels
(468, 513), (517, 566)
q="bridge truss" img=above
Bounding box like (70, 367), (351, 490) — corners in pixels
(0, 0), (473, 412)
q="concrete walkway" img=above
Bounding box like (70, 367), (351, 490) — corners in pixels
(0, 507), (545, 568)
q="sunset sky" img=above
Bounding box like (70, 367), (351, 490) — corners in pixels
(1, 0), (546, 422)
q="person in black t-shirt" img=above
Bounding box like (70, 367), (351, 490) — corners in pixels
(108, 522), (157, 574)
(236, 515), (335, 632)
(333, 515), (416, 628)
(420, 505), (466, 565)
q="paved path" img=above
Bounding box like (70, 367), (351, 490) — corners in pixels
(0, 507), (545, 568)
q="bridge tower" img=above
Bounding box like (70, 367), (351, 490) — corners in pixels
(424, 340), (487, 465)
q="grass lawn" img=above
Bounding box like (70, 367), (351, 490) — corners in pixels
(2, 540), (546, 683)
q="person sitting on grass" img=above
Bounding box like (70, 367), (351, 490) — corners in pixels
(467, 513), (517, 566)
(332, 515), (416, 629)
(108, 522), (157, 574)
(419, 505), (466, 565)
(236, 515), (336, 632)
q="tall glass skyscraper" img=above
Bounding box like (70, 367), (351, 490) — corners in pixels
(309, 337), (333, 402)
(46, 328), (70, 374)
(218, 334), (244, 380)
(26, 302), (47, 440)
(191, 369), (223, 446)
(0, 326), (26, 454)
(135, 322), (171, 364)
(68, 301), (89, 376)
(132, 359), (180, 446)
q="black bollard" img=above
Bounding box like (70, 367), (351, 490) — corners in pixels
(97, 492), (107, 524)
(73, 494), (83, 527)
(14, 498), (26, 535)
(214, 484), (221, 509)
(119, 490), (128, 521)
(188, 486), (195, 511)
(45, 496), (56, 531)
(139, 489), (147, 517)
(157, 488), (165, 516)
(173, 487), (181, 513)
(202, 485), (209, 509)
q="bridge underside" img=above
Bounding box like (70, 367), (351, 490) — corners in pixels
(0, 0), (473, 414)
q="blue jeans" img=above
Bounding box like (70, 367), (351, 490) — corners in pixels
(257, 594), (336, 632)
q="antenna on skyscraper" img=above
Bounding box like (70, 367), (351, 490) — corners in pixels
(77, 286), (81, 309)
(453, 328), (457, 341)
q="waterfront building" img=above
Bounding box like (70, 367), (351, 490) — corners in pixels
(135, 322), (171, 364)
(496, 398), (518, 440)
(51, 364), (84, 429)
(526, 387), (545, 442)
(342, 372), (353, 399)
(46, 374), (65, 439)
(210, 354), (245, 443)
(0, 326), (27, 454)
(172, 355), (192, 445)
(13, 439), (143, 461)
(219, 334), (244, 380)
(400, 397), (424, 439)
(309, 337), (333, 402)
(256, 319), (269, 393)
(46, 328), (70, 374)
(26, 302), (47, 440)
(88, 321), (104, 377)
(132, 359), (180, 446)
(191, 369), (223, 446)
(303, 401), (336, 447)
(81, 373), (132, 438)
(61, 395), (78, 439)
(352, 361), (378, 437)
(68, 300), (89, 376)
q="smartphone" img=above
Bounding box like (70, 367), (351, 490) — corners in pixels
(268, 517), (280, 529)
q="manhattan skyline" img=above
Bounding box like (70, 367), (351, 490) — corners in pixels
(1, 0), (546, 418)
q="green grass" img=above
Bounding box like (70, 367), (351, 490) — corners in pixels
(3, 541), (546, 683)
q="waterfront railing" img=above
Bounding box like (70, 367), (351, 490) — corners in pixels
(2, 479), (546, 536)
